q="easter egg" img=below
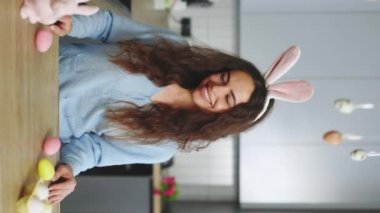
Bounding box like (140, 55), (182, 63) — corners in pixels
(350, 149), (367, 162)
(334, 99), (354, 114)
(43, 136), (61, 155)
(27, 196), (44, 213)
(43, 203), (53, 213)
(35, 29), (53, 53)
(323, 130), (342, 145)
(26, 196), (52, 213)
(37, 159), (55, 181)
(34, 182), (49, 200)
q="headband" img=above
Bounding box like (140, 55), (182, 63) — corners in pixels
(254, 45), (314, 121)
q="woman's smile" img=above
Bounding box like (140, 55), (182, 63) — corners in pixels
(201, 83), (212, 107)
(192, 70), (255, 113)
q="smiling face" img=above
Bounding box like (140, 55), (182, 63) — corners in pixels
(192, 70), (255, 113)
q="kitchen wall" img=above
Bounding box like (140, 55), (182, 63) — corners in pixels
(239, 0), (380, 210)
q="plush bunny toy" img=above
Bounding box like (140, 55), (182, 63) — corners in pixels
(20, 0), (99, 25)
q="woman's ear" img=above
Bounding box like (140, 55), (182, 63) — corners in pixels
(264, 45), (301, 84)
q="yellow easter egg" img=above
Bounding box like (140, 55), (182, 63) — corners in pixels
(37, 159), (55, 181)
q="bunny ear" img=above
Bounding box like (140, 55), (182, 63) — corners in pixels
(254, 80), (314, 122)
(253, 45), (314, 122)
(74, 5), (99, 16)
(268, 80), (314, 103)
(264, 45), (301, 84)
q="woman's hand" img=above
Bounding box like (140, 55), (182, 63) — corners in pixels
(49, 16), (72, 37)
(48, 164), (77, 204)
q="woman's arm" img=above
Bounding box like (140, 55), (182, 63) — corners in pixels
(53, 9), (186, 44)
(51, 133), (177, 203)
(59, 132), (178, 176)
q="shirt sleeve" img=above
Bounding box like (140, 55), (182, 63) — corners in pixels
(59, 133), (178, 176)
(67, 9), (186, 44)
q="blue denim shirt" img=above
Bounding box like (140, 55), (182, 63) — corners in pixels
(59, 10), (186, 176)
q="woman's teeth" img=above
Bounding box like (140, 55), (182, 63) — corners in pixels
(204, 86), (211, 106)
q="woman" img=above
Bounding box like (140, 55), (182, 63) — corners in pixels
(48, 10), (313, 204)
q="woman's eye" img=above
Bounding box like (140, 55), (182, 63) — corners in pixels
(226, 94), (231, 107)
(225, 92), (235, 108)
(220, 73), (226, 83)
(220, 72), (229, 84)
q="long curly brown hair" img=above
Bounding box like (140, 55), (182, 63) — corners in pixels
(106, 38), (274, 150)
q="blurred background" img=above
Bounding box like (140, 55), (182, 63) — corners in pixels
(61, 0), (380, 212)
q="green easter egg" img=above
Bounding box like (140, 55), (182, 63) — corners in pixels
(37, 159), (55, 181)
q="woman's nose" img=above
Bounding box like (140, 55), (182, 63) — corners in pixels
(212, 84), (229, 97)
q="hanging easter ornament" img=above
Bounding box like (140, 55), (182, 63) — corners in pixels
(334, 98), (374, 114)
(323, 130), (362, 145)
(350, 149), (380, 162)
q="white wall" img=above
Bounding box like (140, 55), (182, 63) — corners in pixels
(239, 0), (380, 210)
(241, 0), (380, 13)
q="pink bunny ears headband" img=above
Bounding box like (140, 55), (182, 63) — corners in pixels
(254, 45), (314, 121)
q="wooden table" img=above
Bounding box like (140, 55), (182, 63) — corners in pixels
(152, 164), (162, 213)
(0, 0), (59, 212)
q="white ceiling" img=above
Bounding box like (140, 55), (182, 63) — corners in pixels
(241, 0), (380, 13)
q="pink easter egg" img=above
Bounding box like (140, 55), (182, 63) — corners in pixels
(43, 136), (61, 155)
(35, 29), (53, 53)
